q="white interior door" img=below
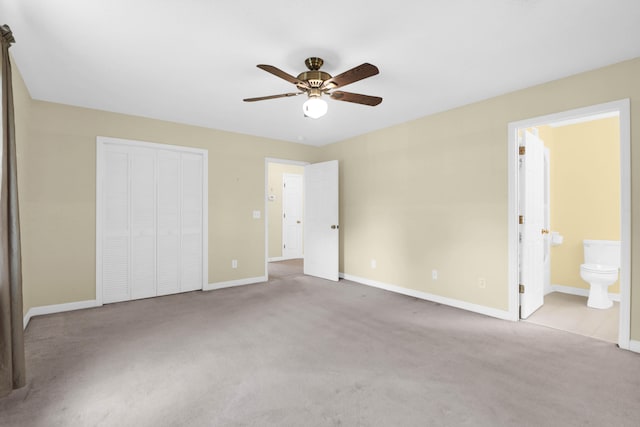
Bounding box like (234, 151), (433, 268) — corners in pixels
(282, 173), (304, 259)
(304, 160), (339, 281)
(99, 137), (207, 304)
(519, 130), (545, 318)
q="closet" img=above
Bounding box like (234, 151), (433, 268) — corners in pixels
(97, 137), (208, 304)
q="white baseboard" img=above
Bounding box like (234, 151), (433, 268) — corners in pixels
(340, 273), (513, 321)
(23, 299), (100, 330)
(550, 284), (620, 302)
(268, 256), (303, 262)
(629, 340), (640, 354)
(204, 276), (267, 291)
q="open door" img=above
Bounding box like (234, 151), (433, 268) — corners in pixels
(304, 160), (339, 281)
(282, 173), (304, 259)
(519, 130), (545, 318)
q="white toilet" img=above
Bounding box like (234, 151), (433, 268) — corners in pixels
(580, 240), (620, 309)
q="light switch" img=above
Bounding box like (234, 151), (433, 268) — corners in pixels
(252, 210), (261, 219)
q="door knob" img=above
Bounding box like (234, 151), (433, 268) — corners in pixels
(541, 229), (550, 234)
(331, 225), (339, 229)
(297, 221), (301, 224)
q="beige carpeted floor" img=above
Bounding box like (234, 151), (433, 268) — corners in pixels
(1, 260), (639, 426)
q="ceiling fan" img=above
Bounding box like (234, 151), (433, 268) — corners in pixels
(243, 57), (382, 118)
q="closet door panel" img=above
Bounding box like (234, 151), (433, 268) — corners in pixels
(181, 153), (204, 291)
(103, 149), (130, 303)
(157, 151), (181, 296)
(99, 139), (206, 304)
(130, 148), (157, 299)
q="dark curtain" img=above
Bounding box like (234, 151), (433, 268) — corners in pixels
(0, 24), (26, 398)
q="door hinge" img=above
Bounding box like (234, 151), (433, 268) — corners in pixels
(519, 215), (524, 225)
(283, 244), (286, 249)
(284, 183), (286, 188)
(519, 146), (526, 155)
(283, 213), (286, 218)
(519, 284), (525, 294)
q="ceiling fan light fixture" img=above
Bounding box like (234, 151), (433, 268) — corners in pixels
(302, 96), (328, 119)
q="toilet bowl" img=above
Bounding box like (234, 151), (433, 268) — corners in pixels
(580, 240), (620, 309)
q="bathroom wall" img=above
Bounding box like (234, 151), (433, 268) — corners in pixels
(267, 162), (305, 259)
(544, 118), (621, 293)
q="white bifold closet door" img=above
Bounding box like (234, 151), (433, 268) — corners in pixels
(99, 138), (207, 304)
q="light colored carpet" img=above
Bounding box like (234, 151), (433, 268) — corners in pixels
(525, 292), (619, 343)
(1, 261), (639, 426)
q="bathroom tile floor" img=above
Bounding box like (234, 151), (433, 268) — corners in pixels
(525, 292), (619, 343)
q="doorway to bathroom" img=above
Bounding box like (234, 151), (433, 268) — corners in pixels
(507, 99), (631, 349)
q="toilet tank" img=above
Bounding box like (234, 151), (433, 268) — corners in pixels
(583, 240), (620, 267)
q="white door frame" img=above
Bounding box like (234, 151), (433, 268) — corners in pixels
(264, 158), (309, 279)
(96, 136), (209, 306)
(507, 99), (631, 350)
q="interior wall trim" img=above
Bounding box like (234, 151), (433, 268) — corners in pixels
(340, 273), (512, 321)
(23, 299), (100, 330)
(204, 276), (267, 292)
(629, 340), (640, 354)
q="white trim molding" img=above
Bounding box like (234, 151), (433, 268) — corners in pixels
(23, 299), (101, 329)
(629, 340), (640, 354)
(340, 273), (513, 321)
(204, 276), (267, 291)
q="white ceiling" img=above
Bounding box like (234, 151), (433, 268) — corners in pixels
(2, 0), (639, 146)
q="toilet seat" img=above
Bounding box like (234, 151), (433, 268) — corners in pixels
(580, 263), (618, 274)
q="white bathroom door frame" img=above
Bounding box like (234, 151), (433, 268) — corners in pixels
(507, 99), (631, 350)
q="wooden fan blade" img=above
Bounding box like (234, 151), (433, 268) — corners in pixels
(330, 91), (382, 106)
(257, 64), (306, 86)
(243, 92), (303, 102)
(322, 63), (379, 89)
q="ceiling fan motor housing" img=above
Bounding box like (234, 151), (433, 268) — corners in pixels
(297, 70), (332, 89)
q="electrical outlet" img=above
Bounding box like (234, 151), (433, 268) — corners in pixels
(232, 259), (238, 269)
(432, 270), (438, 280)
(371, 259), (377, 269)
(252, 210), (261, 219)
(478, 278), (486, 288)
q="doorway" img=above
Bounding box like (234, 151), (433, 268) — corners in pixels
(265, 158), (308, 277)
(264, 158), (340, 282)
(508, 99), (631, 349)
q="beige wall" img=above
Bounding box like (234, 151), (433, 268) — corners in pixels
(319, 57), (640, 339)
(544, 119), (621, 292)
(18, 100), (319, 311)
(267, 162), (305, 259)
(11, 54), (640, 343)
